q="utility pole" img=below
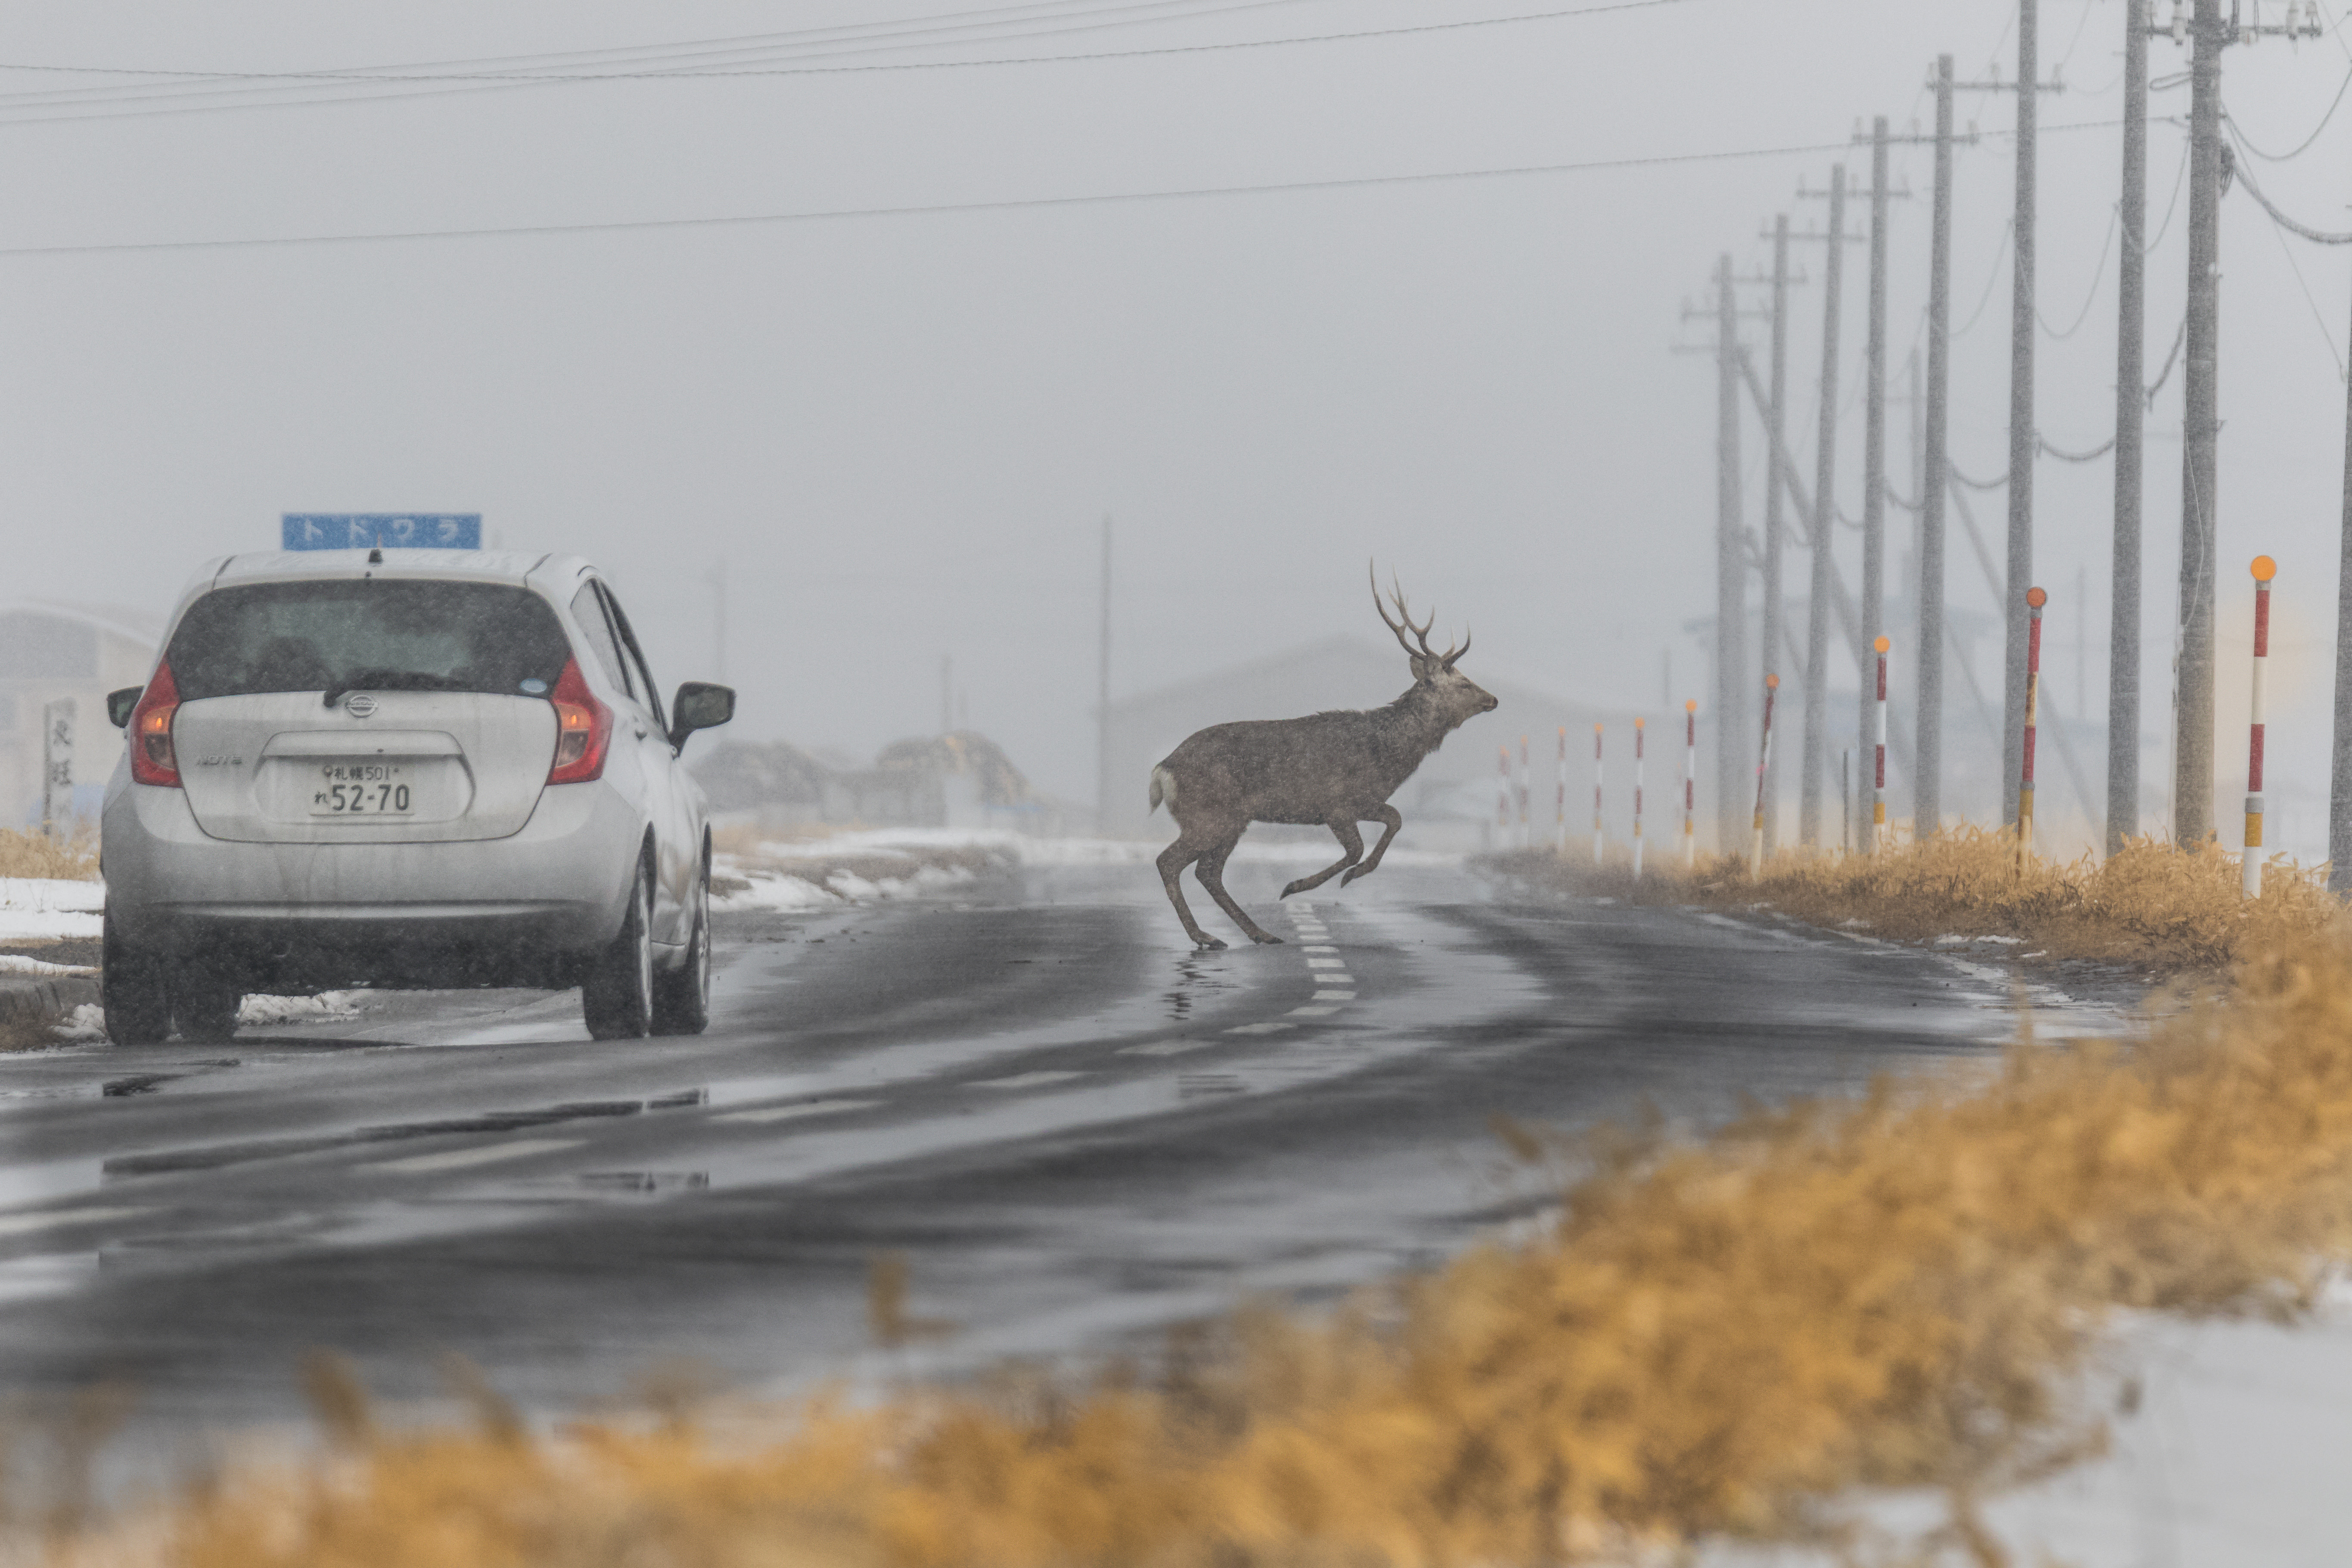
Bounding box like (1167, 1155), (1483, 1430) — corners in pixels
(1920, 58), (1956, 837)
(1954, 2), (2065, 831)
(2110, 0), (2149, 856)
(1715, 255), (1751, 852)
(1762, 214), (1793, 853)
(1799, 167), (1849, 849)
(2335, 256), (2352, 889)
(1855, 118), (1894, 851)
(2156, 0), (2319, 848)
(1096, 515), (1112, 831)
(2178, 0), (2223, 845)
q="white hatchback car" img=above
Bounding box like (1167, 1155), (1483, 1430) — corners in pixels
(99, 549), (734, 1045)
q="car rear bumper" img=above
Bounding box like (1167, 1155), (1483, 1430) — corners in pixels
(102, 779), (642, 989)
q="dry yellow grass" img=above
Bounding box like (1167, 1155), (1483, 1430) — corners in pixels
(0, 828), (98, 882)
(1491, 829), (2342, 974)
(29, 918), (2352, 1565)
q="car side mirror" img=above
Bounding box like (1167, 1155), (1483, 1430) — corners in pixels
(668, 682), (735, 752)
(108, 686), (144, 729)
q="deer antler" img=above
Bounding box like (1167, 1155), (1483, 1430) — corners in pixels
(1368, 561), (1439, 661)
(1441, 627), (1470, 668)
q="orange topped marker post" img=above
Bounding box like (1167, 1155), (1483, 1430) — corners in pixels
(2244, 556), (2276, 898)
(1682, 700), (1699, 870)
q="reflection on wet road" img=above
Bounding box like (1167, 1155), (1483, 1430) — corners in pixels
(0, 859), (2132, 1450)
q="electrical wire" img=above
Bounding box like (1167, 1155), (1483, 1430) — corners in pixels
(1953, 220), (2015, 339)
(2225, 124), (2352, 240)
(0, 0), (1327, 106)
(2038, 432), (2116, 463)
(0, 0), (1697, 126)
(2144, 124), (2192, 254)
(2144, 315), (2187, 407)
(1950, 460), (2009, 491)
(2223, 65), (2352, 162)
(2260, 189), (2347, 379)
(2037, 201), (2119, 340)
(0, 133), (1862, 258)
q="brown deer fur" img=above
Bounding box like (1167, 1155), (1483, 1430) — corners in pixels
(1148, 570), (1497, 949)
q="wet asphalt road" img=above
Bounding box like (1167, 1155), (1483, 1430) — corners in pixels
(0, 856), (2120, 1456)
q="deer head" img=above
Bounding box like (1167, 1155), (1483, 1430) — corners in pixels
(1370, 564), (1497, 727)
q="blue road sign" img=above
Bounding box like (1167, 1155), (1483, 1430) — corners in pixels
(282, 514), (482, 551)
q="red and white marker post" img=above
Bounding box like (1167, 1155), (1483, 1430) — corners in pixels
(1518, 734), (1531, 850)
(1593, 724), (1606, 866)
(2018, 587), (2047, 871)
(1554, 727), (1567, 854)
(1871, 635), (1890, 856)
(1496, 745), (1510, 844)
(2244, 555), (2277, 898)
(1682, 699), (1698, 871)
(1632, 717), (1647, 879)
(1751, 674), (1779, 878)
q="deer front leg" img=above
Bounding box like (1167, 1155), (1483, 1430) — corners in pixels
(1281, 819), (1365, 899)
(1196, 843), (1283, 945)
(1340, 804), (1404, 886)
(1156, 839), (1224, 950)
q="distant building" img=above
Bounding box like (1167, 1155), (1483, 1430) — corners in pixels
(0, 600), (160, 830)
(1101, 635), (1646, 849)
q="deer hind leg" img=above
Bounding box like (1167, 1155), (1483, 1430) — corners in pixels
(1156, 836), (1225, 950)
(1281, 819), (1365, 899)
(1196, 839), (1284, 945)
(1340, 805), (1405, 887)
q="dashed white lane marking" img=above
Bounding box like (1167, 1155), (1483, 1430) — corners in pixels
(1313, 990), (1356, 1001)
(713, 1098), (882, 1126)
(1289, 1005), (1344, 1017)
(1316, 975), (1354, 987)
(1305, 958), (1347, 969)
(1302, 945), (1339, 953)
(971, 1070), (1085, 1090)
(0, 1206), (149, 1239)
(363, 1138), (584, 1176)
(1226, 1022), (1295, 1036)
(1119, 1039), (1213, 1057)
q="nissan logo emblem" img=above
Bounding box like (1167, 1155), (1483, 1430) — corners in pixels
(344, 694), (378, 719)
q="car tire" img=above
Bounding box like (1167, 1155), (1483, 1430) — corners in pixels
(651, 860), (712, 1037)
(174, 978), (244, 1045)
(583, 857), (654, 1040)
(101, 912), (171, 1046)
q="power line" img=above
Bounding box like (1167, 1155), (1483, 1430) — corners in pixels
(0, 0), (1320, 107)
(0, 0), (1697, 126)
(2037, 200), (2118, 339)
(2222, 64), (2352, 161)
(2225, 124), (2352, 241)
(0, 134), (1860, 258)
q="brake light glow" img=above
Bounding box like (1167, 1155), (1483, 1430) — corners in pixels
(127, 662), (182, 787)
(546, 656), (612, 784)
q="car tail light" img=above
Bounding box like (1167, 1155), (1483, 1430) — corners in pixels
(547, 655), (613, 784)
(127, 662), (182, 787)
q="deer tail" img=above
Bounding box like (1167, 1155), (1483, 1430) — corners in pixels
(1149, 766), (1175, 816)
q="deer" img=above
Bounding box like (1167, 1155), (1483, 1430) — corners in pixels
(1147, 567), (1498, 949)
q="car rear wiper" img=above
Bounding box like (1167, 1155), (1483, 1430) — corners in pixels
(322, 671), (477, 707)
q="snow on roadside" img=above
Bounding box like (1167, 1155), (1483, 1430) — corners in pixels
(238, 991), (365, 1026)
(0, 953), (96, 977)
(48, 1004), (105, 1043)
(0, 877), (104, 942)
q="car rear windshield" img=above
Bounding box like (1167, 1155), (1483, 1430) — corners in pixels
(166, 581), (573, 702)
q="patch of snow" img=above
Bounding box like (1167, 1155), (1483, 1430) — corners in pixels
(716, 873), (835, 912)
(1934, 934), (1970, 946)
(1976, 935), (2026, 945)
(0, 953), (95, 977)
(826, 871), (882, 901)
(0, 877), (104, 942)
(238, 992), (365, 1025)
(48, 1004), (105, 1043)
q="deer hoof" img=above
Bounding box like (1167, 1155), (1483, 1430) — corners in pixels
(1249, 931), (1284, 946)
(1193, 935), (1227, 951)
(1278, 880), (1303, 899)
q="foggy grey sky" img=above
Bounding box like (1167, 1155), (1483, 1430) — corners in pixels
(8, 0), (2352, 856)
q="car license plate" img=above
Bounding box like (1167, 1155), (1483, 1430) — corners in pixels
(310, 762), (413, 816)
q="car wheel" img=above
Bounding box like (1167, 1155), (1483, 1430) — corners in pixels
(583, 857), (654, 1040)
(651, 860), (712, 1037)
(173, 978), (244, 1045)
(102, 912), (171, 1046)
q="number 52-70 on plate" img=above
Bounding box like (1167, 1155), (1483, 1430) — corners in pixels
(311, 762), (412, 816)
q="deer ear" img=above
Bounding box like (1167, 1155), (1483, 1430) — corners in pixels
(1409, 654), (1434, 682)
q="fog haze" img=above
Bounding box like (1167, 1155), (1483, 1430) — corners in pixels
(8, 0), (2352, 856)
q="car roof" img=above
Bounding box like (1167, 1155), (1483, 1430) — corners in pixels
(201, 550), (589, 588)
